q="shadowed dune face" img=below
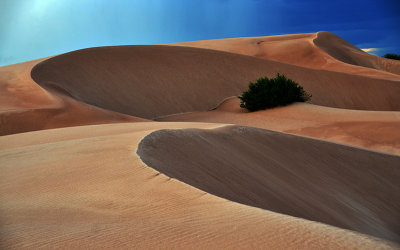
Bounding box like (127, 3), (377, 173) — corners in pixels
(0, 95), (143, 136)
(2, 30), (400, 248)
(158, 97), (400, 155)
(313, 31), (373, 67)
(0, 60), (145, 136)
(137, 126), (400, 242)
(31, 45), (400, 120)
(1, 123), (397, 249)
(314, 31), (400, 75)
(168, 31), (400, 78)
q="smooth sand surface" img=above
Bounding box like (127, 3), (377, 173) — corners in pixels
(138, 125), (400, 242)
(31, 45), (400, 118)
(1, 123), (398, 249)
(2, 33), (400, 136)
(168, 31), (400, 78)
(1, 31), (400, 249)
(314, 31), (400, 75)
(158, 97), (400, 155)
(0, 60), (145, 135)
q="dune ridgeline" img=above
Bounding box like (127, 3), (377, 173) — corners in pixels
(1, 31), (399, 249)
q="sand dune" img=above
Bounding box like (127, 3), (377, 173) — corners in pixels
(168, 31), (400, 78)
(1, 31), (400, 249)
(138, 125), (400, 242)
(1, 33), (399, 136)
(30, 45), (400, 122)
(0, 60), (145, 135)
(1, 123), (398, 249)
(314, 31), (400, 75)
(158, 97), (400, 155)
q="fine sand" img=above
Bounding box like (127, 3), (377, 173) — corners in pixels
(31, 44), (400, 119)
(167, 31), (400, 77)
(1, 31), (400, 249)
(158, 97), (400, 155)
(138, 125), (400, 242)
(2, 32), (399, 136)
(0, 60), (145, 136)
(0, 123), (398, 249)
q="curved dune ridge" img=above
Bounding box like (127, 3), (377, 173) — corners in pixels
(1, 31), (400, 249)
(168, 31), (400, 77)
(31, 45), (400, 120)
(137, 125), (400, 242)
(0, 123), (398, 249)
(159, 97), (400, 155)
(314, 31), (400, 75)
(0, 60), (145, 135)
(1, 31), (399, 136)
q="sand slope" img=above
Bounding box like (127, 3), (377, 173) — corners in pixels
(168, 31), (400, 78)
(1, 31), (400, 249)
(31, 45), (400, 120)
(0, 123), (398, 249)
(138, 125), (400, 242)
(158, 97), (400, 155)
(314, 31), (400, 75)
(1, 32), (400, 136)
(0, 60), (145, 135)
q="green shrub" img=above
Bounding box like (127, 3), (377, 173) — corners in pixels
(383, 53), (400, 60)
(238, 73), (311, 111)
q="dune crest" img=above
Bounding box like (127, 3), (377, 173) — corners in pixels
(314, 31), (400, 75)
(0, 123), (398, 249)
(0, 60), (145, 135)
(167, 31), (400, 79)
(1, 31), (399, 137)
(138, 125), (400, 242)
(158, 97), (400, 155)
(30, 45), (400, 122)
(1, 31), (400, 248)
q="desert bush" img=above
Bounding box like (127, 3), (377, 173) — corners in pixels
(383, 53), (400, 60)
(238, 73), (311, 111)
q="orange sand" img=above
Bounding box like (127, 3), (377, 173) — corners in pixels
(1, 31), (399, 248)
(167, 31), (400, 78)
(1, 123), (398, 249)
(159, 97), (400, 155)
(0, 60), (145, 135)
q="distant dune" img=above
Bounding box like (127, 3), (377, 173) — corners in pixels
(1, 31), (400, 249)
(1, 32), (399, 136)
(31, 44), (400, 120)
(314, 31), (400, 75)
(168, 31), (400, 77)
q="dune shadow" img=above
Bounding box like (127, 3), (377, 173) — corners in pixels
(137, 125), (400, 242)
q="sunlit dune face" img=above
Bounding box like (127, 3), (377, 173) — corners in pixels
(361, 48), (377, 52)
(361, 48), (383, 56)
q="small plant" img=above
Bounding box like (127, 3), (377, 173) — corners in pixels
(383, 53), (400, 60)
(238, 73), (311, 111)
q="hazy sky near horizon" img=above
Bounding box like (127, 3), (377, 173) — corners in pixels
(0, 0), (399, 66)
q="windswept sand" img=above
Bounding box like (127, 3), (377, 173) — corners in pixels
(0, 123), (398, 249)
(168, 31), (400, 78)
(138, 125), (400, 242)
(314, 31), (400, 75)
(0, 60), (145, 136)
(31, 44), (400, 119)
(158, 97), (400, 155)
(1, 31), (400, 249)
(2, 33), (400, 136)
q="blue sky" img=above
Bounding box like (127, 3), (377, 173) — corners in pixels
(0, 0), (399, 66)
